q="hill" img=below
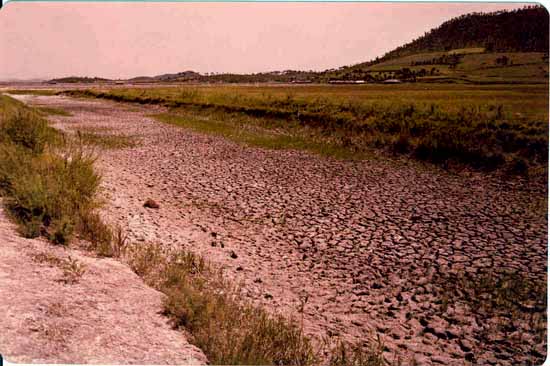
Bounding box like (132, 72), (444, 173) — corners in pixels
(326, 6), (549, 84)
(362, 5), (548, 67)
(46, 5), (548, 85)
(49, 76), (112, 84)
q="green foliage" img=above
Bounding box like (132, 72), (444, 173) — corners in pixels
(0, 108), (58, 154)
(66, 85), (548, 174)
(0, 94), (103, 246)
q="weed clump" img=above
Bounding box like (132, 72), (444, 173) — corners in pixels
(121, 242), (383, 366)
(0, 95), (103, 246)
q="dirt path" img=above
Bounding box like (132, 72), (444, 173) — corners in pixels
(13, 93), (547, 365)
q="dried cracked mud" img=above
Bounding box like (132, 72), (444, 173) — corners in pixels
(11, 93), (548, 365)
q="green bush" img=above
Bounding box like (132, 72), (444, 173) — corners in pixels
(0, 94), (103, 245)
(0, 109), (57, 154)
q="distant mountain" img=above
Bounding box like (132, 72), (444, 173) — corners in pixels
(155, 71), (201, 81)
(126, 71), (201, 83)
(0, 78), (45, 83)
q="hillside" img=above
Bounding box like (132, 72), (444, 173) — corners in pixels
(321, 5), (547, 84)
(362, 5), (548, 67)
(49, 76), (112, 84)
(46, 5), (548, 85)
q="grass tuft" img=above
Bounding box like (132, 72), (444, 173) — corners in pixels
(77, 130), (137, 149)
(0, 94), (102, 246)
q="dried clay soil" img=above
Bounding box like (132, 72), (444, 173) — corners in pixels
(9, 93), (548, 366)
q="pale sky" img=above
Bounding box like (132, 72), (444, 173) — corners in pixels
(0, 2), (531, 80)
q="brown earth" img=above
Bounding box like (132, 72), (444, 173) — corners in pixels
(8, 93), (548, 365)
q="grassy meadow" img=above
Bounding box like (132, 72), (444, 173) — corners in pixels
(366, 51), (548, 84)
(64, 83), (548, 176)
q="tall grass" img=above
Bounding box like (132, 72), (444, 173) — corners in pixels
(121, 242), (384, 366)
(64, 87), (548, 174)
(0, 94), (103, 245)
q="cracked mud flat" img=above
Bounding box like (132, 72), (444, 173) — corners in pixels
(14, 93), (548, 365)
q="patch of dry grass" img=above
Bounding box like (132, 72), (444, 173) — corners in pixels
(37, 106), (72, 117)
(29, 251), (86, 284)
(113, 241), (385, 366)
(77, 131), (137, 149)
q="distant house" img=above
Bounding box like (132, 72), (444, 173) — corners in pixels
(383, 79), (402, 84)
(328, 79), (366, 85)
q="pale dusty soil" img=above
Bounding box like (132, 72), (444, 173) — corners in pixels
(12, 94), (548, 365)
(0, 203), (206, 364)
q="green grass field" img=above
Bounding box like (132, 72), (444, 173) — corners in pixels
(64, 83), (548, 176)
(365, 50), (548, 84)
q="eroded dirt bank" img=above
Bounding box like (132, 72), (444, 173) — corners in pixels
(0, 204), (206, 364)
(14, 94), (547, 365)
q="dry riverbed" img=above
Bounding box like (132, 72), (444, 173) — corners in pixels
(8, 93), (548, 365)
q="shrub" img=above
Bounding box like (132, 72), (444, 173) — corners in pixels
(0, 95), (103, 246)
(392, 133), (411, 154)
(0, 109), (57, 154)
(2, 150), (100, 244)
(77, 209), (113, 255)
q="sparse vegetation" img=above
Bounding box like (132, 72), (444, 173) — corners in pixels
(5, 89), (58, 96)
(118, 242), (384, 366)
(37, 106), (72, 117)
(60, 256), (87, 284)
(77, 131), (137, 149)
(29, 251), (86, 284)
(435, 268), (547, 353)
